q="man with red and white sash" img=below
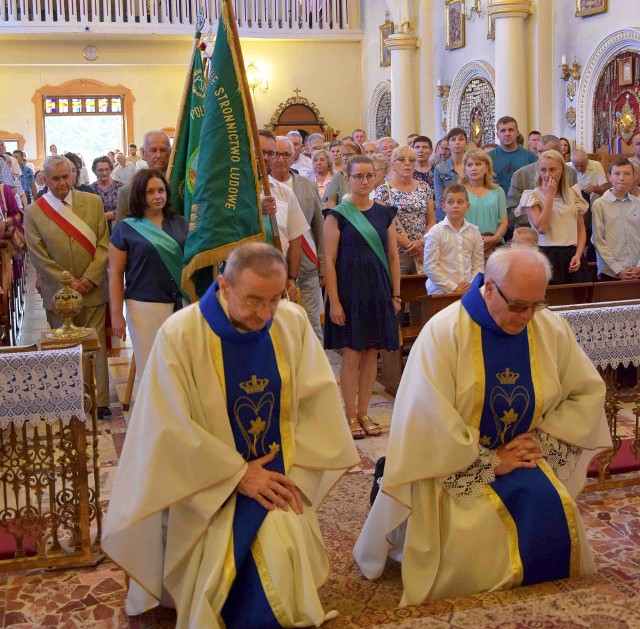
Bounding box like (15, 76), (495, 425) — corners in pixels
(354, 246), (612, 603)
(25, 156), (111, 417)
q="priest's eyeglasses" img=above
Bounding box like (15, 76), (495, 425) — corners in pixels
(494, 283), (547, 314)
(240, 295), (283, 312)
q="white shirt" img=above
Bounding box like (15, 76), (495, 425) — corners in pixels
(44, 189), (73, 211)
(571, 159), (607, 203)
(592, 190), (640, 277)
(113, 162), (137, 184)
(135, 159), (149, 170)
(267, 175), (309, 257)
(423, 216), (484, 294)
(292, 154), (313, 179)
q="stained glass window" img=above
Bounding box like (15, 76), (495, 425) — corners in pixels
(111, 98), (122, 113)
(58, 98), (69, 113)
(45, 98), (57, 114)
(44, 95), (125, 116)
(375, 91), (392, 140)
(458, 78), (496, 146)
(85, 98), (96, 113)
(98, 98), (109, 113)
(71, 98), (83, 113)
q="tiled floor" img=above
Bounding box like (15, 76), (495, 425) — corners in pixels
(2, 260), (640, 628)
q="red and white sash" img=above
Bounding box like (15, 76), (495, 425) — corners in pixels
(301, 231), (319, 269)
(35, 195), (97, 258)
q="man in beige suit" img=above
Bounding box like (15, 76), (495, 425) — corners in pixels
(25, 156), (111, 418)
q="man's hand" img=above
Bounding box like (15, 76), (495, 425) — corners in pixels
(261, 196), (277, 217)
(455, 281), (471, 292)
(286, 279), (297, 301)
(237, 449), (303, 514)
(494, 433), (543, 476)
(619, 268), (638, 280)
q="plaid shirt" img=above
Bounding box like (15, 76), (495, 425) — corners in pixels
(0, 160), (14, 188)
(19, 164), (35, 202)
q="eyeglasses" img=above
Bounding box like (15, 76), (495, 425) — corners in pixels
(262, 150), (277, 158)
(240, 295), (283, 311)
(394, 157), (416, 164)
(274, 151), (293, 160)
(350, 173), (376, 182)
(95, 168), (112, 173)
(494, 283), (547, 314)
(341, 153), (357, 159)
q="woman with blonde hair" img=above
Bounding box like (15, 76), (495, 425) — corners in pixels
(326, 140), (362, 209)
(460, 148), (507, 253)
(369, 153), (390, 193)
(516, 149), (588, 284)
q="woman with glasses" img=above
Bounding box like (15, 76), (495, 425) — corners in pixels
(324, 156), (400, 440)
(370, 153), (390, 195)
(515, 149), (588, 284)
(375, 145), (436, 281)
(326, 140), (362, 209)
(108, 169), (189, 378)
(311, 148), (334, 211)
(90, 155), (123, 232)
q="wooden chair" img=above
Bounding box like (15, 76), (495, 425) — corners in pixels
(545, 282), (592, 306)
(419, 292), (464, 321)
(592, 279), (640, 303)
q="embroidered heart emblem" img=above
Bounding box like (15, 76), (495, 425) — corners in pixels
(234, 393), (275, 459)
(489, 385), (531, 445)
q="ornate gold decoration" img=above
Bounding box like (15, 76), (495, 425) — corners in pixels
(240, 375), (269, 394)
(567, 78), (577, 101)
(617, 95), (637, 141)
(46, 271), (91, 340)
(268, 90), (328, 131)
(470, 115), (485, 145)
(490, 385), (530, 443)
(438, 83), (451, 132)
(234, 392), (275, 459)
(575, 0), (607, 18)
(566, 106), (577, 127)
(497, 367), (519, 385)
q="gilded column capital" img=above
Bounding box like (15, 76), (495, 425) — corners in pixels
(384, 33), (420, 51)
(487, 0), (533, 20)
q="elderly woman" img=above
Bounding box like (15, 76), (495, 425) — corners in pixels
(311, 148), (334, 210)
(370, 153), (390, 196)
(329, 141), (344, 173)
(375, 145), (436, 277)
(90, 156), (123, 231)
(376, 137), (397, 160)
(326, 140), (362, 209)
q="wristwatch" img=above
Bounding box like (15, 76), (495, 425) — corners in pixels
(288, 275), (298, 282)
(392, 295), (402, 303)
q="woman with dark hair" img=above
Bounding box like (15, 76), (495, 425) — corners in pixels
(108, 169), (189, 377)
(326, 140), (362, 209)
(559, 137), (572, 162)
(90, 155), (123, 230)
(324, 155), (400, 439)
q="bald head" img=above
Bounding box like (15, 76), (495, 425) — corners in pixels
(571, 149), (588, 173)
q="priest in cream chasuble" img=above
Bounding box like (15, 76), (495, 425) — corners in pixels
(103, 244), (359, 628)
(354, 246), (612, 604)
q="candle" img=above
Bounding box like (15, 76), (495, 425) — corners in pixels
(561, 55), (567, 66)
(437, 79), (442, 87)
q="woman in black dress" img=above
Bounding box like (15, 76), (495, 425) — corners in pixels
(324, 156), (401, 439)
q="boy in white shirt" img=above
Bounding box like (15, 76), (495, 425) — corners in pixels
(592, 157), (640, 281)
(424, 184), (484, 294)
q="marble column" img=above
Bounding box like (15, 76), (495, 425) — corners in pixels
(488, 0), (534, 129)
(385, 32), (420, 141)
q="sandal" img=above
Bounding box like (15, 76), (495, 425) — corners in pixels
(358, 415), (381, 437)
(348, 417), (365, 440)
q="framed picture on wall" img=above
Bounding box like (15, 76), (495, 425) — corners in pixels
(380, 20), (394, 67)
(618, 58), (634, 86)
(575, 0), (607, 17)
(487, 14), (495, 40)
(446, 0), (465, 50)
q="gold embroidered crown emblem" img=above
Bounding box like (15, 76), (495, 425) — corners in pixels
(240, 375), (269, 394)
(496, 368), (519, 385)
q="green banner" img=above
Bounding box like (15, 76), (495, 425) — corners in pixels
(168, 40), (206, 220)
(181, 4), (264, 302)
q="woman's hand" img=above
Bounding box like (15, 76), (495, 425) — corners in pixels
(110, 312), (127, 341)
(406, 239), (424, 257)
(330, 301), (346, 326)
(568, 254), (582, 273)
(392, 299), (402, 315)
(542, 176), (557, 201)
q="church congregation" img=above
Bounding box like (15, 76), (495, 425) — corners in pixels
(2, 1), (640, 627)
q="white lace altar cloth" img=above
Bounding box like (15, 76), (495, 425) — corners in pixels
(557, 303), (640, 369)
(0, 346), (84, 428)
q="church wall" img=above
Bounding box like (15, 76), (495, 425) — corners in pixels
(0, 36), (362, 156)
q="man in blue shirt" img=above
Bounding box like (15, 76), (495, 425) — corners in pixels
(13, 150), (36, 204)
(488, 116), (537, 199)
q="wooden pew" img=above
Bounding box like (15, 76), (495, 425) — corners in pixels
(378, 290), (462, 396)
(592, 279), (640, 303)
(545, 282), (592, 306)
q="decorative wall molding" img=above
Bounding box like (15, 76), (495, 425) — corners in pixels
(577, 29), (640, 150)
(368, 80), (392, 140)
(447, 61), (495, 132)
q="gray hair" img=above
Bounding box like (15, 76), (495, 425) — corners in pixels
(142, 129), (171, 150)
(377, 136), (398, 151)
(539, 134), (561, 152)
(628, 156), (640, 175)
(570, 148), (588, 164)
(276, 136), (295, 154)
(485, 245), (552, 286)
(223, 243), (287, 284)
(390, 145), (417, 163)
(312, 148), (334, 173)
(286, 130), (303, 142)
(370, 153), (390, 173)
(306, 132), (324, 147)
(43, 155), (72, 175)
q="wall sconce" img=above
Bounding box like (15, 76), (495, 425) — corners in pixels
(464, 0), (483, 20)
(437, 81), (451, 131)
(246, 62), (269, 94)
(560, 55), (581, 80)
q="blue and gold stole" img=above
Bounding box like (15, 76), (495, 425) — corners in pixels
(461, 274), (579, 587)
(199, 281), (291, 628)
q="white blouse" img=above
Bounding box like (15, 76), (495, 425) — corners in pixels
(516, 184), (588, 247)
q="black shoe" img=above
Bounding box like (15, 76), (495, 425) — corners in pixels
(97, 406), (112, 419)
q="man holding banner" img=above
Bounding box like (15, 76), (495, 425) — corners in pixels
(102, 243), (359, 627)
